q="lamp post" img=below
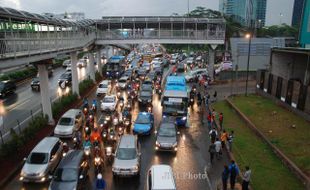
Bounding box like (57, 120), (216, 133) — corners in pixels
(245, 33), (252, 96)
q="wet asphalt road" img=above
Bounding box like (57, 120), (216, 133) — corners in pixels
(4, 65), (231, 190)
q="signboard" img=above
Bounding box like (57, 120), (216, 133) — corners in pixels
(0, 21), (35, 32)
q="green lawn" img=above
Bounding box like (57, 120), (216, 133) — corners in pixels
(230, 95), (310, 177)
(213, 101), (304, 190)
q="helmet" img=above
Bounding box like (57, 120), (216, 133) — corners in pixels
(97, 173), (102, 179)
(63, 142), (68, 146)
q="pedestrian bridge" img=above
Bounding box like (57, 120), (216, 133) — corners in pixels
(0, 6), (226, 68)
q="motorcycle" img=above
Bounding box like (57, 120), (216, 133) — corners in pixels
(84, 126), (91, 137)
(73, 137), (80, 149)
(83, 144), (91, 158)
(147, 105), (152, 113)
(189, 96), (194, 107)
(105, 146), (113, 164)
(91, 103), (97, 113)
(119, 99), (124, 109)
(116, 91), (121, 98)
(94, 154), (104, 174)
(83, 107), (88, 116)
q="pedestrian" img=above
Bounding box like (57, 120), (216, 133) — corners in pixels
(228, 130), (234, 151)
(213, 90), (217, 102)
(212, 109), (217, 128)
(205, 94), (209, 110)
(219, 112), (224, 130)
(229, 160), (239, 190)
(208, 142), (216, 163)
(96, 173), (106, 190)
(222, 164), (230, 190)
(242, 166), (251, 190)
(214, 137), (222, 159)
(221, 129), (228, 149)
(207, 113), (212, 131)
(209, 127), (217, 143)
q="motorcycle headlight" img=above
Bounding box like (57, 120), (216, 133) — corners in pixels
(65, 80), (68, 83)
(182, 116), (187, 121)
(95, 157), (100, 163)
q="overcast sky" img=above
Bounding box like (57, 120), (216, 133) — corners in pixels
(0, 0), (294, 26)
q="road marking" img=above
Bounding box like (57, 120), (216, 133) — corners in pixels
(204, 165), (213, 190)
(6, 99), (31, 112)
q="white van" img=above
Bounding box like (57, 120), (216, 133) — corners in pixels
(19, 137), (63, 183)
(54, 109), (83, 138)
(146, 165), (177, 190)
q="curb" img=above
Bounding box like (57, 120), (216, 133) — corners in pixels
(225, 98), (310, 189)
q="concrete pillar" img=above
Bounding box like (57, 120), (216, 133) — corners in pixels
(97, 49), (103, 76)
(38, 64), (54, 124)
(88, 52), (96, 82)
(70, 52), (79, 96)
(208, 47), (215, 81)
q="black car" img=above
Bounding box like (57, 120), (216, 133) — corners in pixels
(177, 63), (185, 72)
(58, 72), (72, 88)
(30, 77), (40, 91)
(138, 88), (153, 105)
(0, 80), (16, 98)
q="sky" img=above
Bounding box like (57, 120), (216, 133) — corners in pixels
(0, 0), (294, 26)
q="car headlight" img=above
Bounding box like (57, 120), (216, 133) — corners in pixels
(156, 141), (160, 146)
(107, 72), (109, 74)
(173, 142), (178, 147)
(182, 116), (187, 121)
(65, 80), (68, 83)
(147, 99), (151, 102)
(132, 166), (139, 171)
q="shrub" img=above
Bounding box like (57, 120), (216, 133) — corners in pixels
(95, 71), (102, 82)
(52, 93), (78, 118)
(79, 79), (94, 95)
(0, 67), (37, 82)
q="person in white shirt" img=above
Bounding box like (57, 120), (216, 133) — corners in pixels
(214, 138), (222, 159)
(242, 166), (251, 190)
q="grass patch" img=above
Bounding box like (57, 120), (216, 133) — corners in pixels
(213, 101), (304, 190)
(230, 94), (310, 177)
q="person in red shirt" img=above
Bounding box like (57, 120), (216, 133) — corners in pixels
(90, 127), (102, 145)
(219, 112), (224, 130)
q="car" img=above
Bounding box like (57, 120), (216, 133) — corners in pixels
(137, 68), (147, 80)
(100, 95), (117, 111)
(48, 150), (89, 190)
(123, 69), (133, 79)
(54, 109), (83, 138)
(162, 58), (169, 67)
(153, 62), (161, 70)
(177, 63), (186, 72)
(77, 59), (87, 67)
(215, 61), (233, 74)
(96, 80), (111, 96)
(19, 137), (63, 183)
(138, 88), (153, 105)
(66, 64), (72, 72)
(30, 77), (40, 91)
(133, 112), (154, 135)
(146, 165), (177, 190)
(62, 59), (71, 68)
(118, 76), (129, 89)
(146, 71), (156, 81)
(185, 68), (208, 82)
(142, 61), (151, 71)
(155, 118), (178, 152)
(112, 135), (141, 177)
(58, 72), (72, 88)
(0, 80), (16, 98)
(186, 57), (195, 65)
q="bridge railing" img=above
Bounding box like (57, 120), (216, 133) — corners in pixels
(96, 29), (225, 41)
(0, 31), (96, 59)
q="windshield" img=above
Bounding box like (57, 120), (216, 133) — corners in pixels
(116, 148), (137, 160)
(136, 114), (150, 124)
(140, 91), (152, 97)
(158, 126), (176, 137)
(103, 97), (115, 103)
(54, 168), (77, 182)
(32, 77), (39, 82)
(99, 84), (108, 88)
(119, 79), (127, 83)
(58, 117), (73, 126)
(163, 104), (186, 113)
(60, 74), (70, 79)
(27, 152), (48, 164)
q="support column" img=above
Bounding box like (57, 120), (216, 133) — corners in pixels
(88, 52), (96, 82)
(70, 51), (79, 96)
(38, 64), (54, 124)
(208, 45), (217, 81)
(97, 49), (103, 76)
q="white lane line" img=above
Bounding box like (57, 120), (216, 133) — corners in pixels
(5, 99), (31, 112)
(204, 165), (213, 190)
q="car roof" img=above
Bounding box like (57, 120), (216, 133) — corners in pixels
(62, 109), (81, 118)
(32, 137), (60, 153)
(138, 112), (151, 117)
(119, 76), (129, 80)
(100, 80), (110, 85)
(58, 150), (84, 169)
(151, 165), (176, 189)
(104, 95), (116, 98)
(119, 135), (136, 149)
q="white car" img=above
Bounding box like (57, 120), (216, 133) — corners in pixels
(54, 109), (83, 138)
(62, 59), (71, 68)
(186, 57), (194, 64)
(77, 59), (87, 67)
(185, 68), (208, 82)
(66, 63), (72, 72)
(142, 62), (151, 71)
(101, 95), (117, 111)
(153, 62), (161, 70)
(96, 80), (111, 96)
(118, 76), (129, 89)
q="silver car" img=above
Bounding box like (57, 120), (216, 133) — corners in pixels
(112, 135), (141, 177)
(155, 119), (178, 152)
(20, 137), (63, 183)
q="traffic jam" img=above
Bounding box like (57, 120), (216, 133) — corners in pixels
(18, 44), (210, 190)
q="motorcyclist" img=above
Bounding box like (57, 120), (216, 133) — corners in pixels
(92, 99), (97, 110)
(197, 92), (202, 106)
(74, 131), (82, 146)
(83, 137), (92, 148)
(83, 97), (88, 108)
(90, 127), (102, 145)
(63, 142), (69, 153)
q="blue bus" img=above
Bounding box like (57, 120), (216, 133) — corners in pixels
(106, 55), (125, 78)
(162, 76), (189, 126)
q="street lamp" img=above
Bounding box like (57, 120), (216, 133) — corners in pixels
(245, 33), (252, 96)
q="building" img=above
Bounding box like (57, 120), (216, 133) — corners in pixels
(299, 0), (310, 48)
(292, 0), (305, 26)
(219, 0), (266, 27)
(42, 12), (85, 21)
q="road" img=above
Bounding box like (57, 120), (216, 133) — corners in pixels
(4, 65), (231, 190)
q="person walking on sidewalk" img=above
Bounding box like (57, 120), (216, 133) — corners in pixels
(221, 129), (228, 149)
(214, 137), (222, 159)
(207, 113), (212, 131)
(229, 160), (239, 190)
(209, 127), (217, 143)
(222, 164), (230, 190)
(219, 112), (224, 130)
(242, 166), (251, 190)
(208, 142), (216, 164)
(228, 130), (234, 151)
